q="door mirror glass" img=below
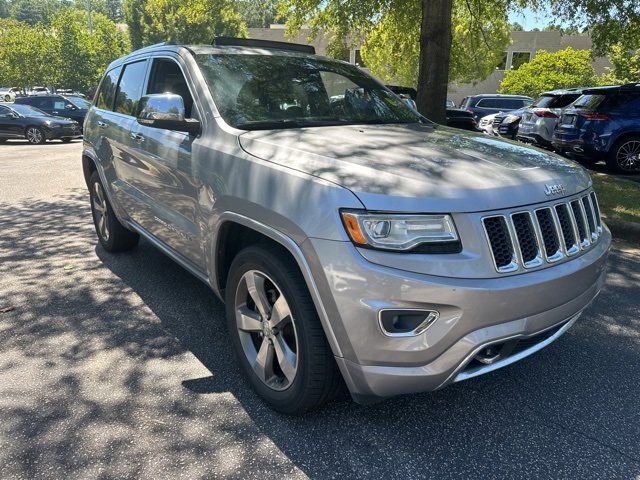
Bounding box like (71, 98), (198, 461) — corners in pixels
(137, 93), (200, 134)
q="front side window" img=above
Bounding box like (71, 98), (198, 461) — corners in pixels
(95, 66), (122, 110)
(0, 106), (12, 117)
(114, 60), (148, 116)
(10, 104), (47, 116)
(68, 96), (91, 109)
(146, 58), (195, 118)
(196, 53), (421, 130)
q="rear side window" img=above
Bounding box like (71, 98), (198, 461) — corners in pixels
(114, 61), (148, 116)
(573, 94), (605, 110)
(95, 66), (122, 110)
(28, 97), (52, 109)
(535, 94), (580, 109)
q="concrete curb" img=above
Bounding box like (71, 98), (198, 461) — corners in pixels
(604, 217), (640, 244)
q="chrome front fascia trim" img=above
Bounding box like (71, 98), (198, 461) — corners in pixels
(452, 313), (580, 384)
(377, 309), (439, 337)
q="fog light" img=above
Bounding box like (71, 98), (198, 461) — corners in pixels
(378, 309), (439, 337)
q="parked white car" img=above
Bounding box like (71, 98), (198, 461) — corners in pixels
(478, 113), (499, 135)
(0, 87), (20, 102)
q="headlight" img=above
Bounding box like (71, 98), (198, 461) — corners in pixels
(340, 210), (460, 252)
(503, 114), (519, 124)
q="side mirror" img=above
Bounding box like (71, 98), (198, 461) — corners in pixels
(65, 104), (77, 110)
(137, 93), (200, 135)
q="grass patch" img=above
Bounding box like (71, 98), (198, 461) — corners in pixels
(591, 173), (640, 224)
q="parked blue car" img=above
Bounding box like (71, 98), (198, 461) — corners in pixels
(459, 94), (533, 122)
(552, 84), (640, 173)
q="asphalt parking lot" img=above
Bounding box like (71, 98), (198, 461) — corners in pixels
(0, 139), (639, 479)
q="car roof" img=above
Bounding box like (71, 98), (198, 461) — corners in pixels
(540, 88), (588, 96)
(106, 41), (342, 71)
(582, 84), (640, 95)
(470, 94), (532, 99)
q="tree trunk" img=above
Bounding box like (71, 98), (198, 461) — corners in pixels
(416, 0), (453, 124)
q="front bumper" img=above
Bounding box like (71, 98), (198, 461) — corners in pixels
(45, 125), (81, 140)
(304, 226), (610, 401)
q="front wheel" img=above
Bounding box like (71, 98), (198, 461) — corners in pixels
(607, 136), (640, 173)
(89, 171), (139, 252)
(25, 126), (46, 144)
(225, 245), (341, 414)
(3, 95), (10, 102)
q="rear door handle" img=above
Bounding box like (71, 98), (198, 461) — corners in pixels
(130, 132), (144, 143)
(97, 121), (108, 128)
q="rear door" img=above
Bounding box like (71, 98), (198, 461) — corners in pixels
(124, 55), (204, 267)
(0, 105), (22, 138)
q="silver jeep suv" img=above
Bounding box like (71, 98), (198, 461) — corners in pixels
(82, 39), (611, 414)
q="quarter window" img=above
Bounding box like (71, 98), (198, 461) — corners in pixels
(114, 61), (148, 116)
(95, 66), (122, 110)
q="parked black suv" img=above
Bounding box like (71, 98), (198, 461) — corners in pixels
(460, 94), (533, 122)
(14, 94), (90, 129)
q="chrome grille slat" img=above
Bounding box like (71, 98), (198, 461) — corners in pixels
(483, 192), (602, 273)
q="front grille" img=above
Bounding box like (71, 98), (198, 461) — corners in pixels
(492, 116), (503, 128)
(483, 216), (515, 271)
(483, 191), (602, 273)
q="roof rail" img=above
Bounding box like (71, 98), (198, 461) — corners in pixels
(620, 82), (640, 90)
(212, 37), (315, 54)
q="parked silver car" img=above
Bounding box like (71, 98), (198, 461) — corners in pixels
(82, 40), (610, 414)
(517, 89), (585, 148)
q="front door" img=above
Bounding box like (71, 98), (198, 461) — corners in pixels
(124, 56), (204, 268)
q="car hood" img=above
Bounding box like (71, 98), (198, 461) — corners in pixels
(239, 123), (592, 212)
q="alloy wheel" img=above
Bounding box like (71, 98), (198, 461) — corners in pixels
(617, 140), (640, 172)
(26, 127), (43, 144)
(235, 269), (299, 391)
(92, 182), (110, 242)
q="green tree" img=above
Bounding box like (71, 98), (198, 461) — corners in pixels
(8, 0), (63, 25)
(279, 0), (640, 123)
(123, 0), (147, 49)
(0, 1), (9, 19)
(0, 19), (57, 88)
(50, 9), (130, 92)
(599, 44), (640, 84)
(235, 0), (283, 28)
(498, 47), (597, 98)
(124, 0), (245, 46)
(360, 0), (510, 87)
(73, 0), (124, 22)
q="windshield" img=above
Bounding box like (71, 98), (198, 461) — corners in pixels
(67, 96), (91, 109)
(11, 104), (48, 116)
(195, 54), (422, 130)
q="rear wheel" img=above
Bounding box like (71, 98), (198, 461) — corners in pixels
(607, 136), (640, 173)
(3, 95), (10, 102)
(225, 245), (341, 414)
(25, 126), (46, 145)
(89, 171), (139, 252)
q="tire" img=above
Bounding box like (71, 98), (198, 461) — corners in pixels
(61, 137), (73, 143)
(225, 244), (342, 414)
(88, 171), (139, 252)
(25, 126), (46, 144)
(0, 139), (6, 144)
(606, 136), (640, 173)
(3, 95), (10, 102)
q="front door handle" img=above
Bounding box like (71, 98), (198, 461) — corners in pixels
(130, 132), (144, 143)
(97, 121), (108, 128)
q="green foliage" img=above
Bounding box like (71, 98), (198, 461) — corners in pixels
(8, 0), (65, 25)
(600, 44), (640, 84)
(50, 9), (130, 92)
(0, 0), (9, 19)
(235, 0), (283, 29)
(0, 18), (57, 87)
(0, 10), (128, 92)
(280, 0), (511, 87)
(124, 0), (245, 47)
(498, 47), (597, 98)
